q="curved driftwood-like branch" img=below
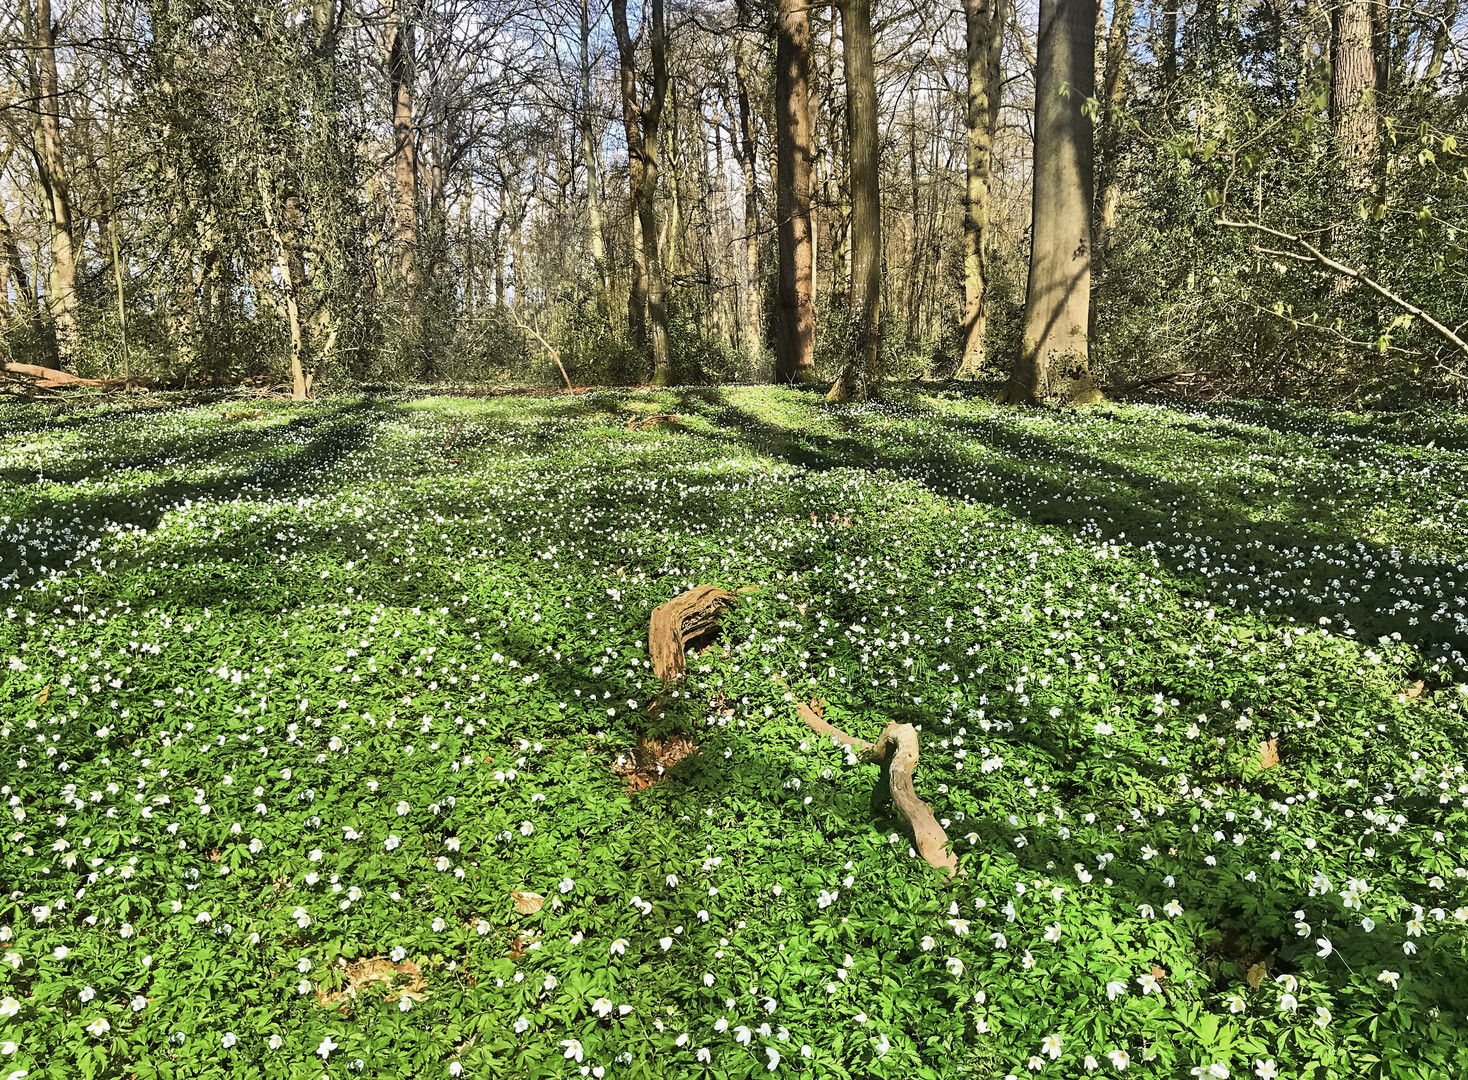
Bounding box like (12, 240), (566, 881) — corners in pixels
(870, 722), (959, 876)
(795, 699), (874, 754)
(648, 585), (738, 681)
(796, 702), (958, 877)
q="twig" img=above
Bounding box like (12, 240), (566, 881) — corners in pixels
(443, 419), (466, 454)
(795, 699), (874, 754)
(1106, 370), (1200, 394)
(511, 315), (573, 391)
(1216, 216), (1468, 360)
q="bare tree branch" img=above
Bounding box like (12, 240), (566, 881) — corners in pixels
(1217, 215), (1468, 361)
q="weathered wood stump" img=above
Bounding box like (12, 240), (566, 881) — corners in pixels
(797, 701), (959, 877)
(648, 585), (739, 681)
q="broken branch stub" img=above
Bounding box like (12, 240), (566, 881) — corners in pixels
(648, 585), (739, 681)
(870, 722), (959, 876)
(796, 703), (959, 877)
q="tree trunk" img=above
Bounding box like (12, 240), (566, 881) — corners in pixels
(613, 0), (672, 386)
(0, 148), (36, 331)
(1330, 0), (1380, 191)
(1428, 0), (1459, 79)
(775, 0), (817, 385)
(1160, 3), (1178, 85)
(0, 210), (21, 331)
(98, 0), (131, 382)
(27, 0), (81, 368)
(665, 83), (686, 277)
(580, 0), (607, 293)
(386, 0), (422, 291)
(1001, 0), (1101, 406)
(827, 0), (881, 402)
(1094, 0), (1133, 258)
(708, 111), (734, 344)
(957, 0), (1007, 378)
(733, 24), (765, 361)
(257, 171), (309, 400)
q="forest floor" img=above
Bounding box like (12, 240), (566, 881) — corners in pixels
(1, 385), (1466, 1080)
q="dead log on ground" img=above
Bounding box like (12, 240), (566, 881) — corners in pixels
(796, 700), (959, 877)
(3, 362), (105, 389)
(648, 585), (739, 681)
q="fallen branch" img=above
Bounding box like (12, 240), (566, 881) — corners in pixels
(3, 362), (105, 389)
(1216, 216), (1468, 361)
(648, 585), (739, 681)
(443, 419), (466, 454)
(795, 699), (872, 753)
(1105, 370), (1200, 395)
(511, 316), (574, 391)
(796, 701), (958, 877)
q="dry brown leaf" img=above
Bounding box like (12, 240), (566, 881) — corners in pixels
(1259, 738), (1280, 770)
(611, 733), (700, 793)
(512, 890), (545, 915)
(1246, 962), (1267, 989)
(627, 414), (679, 431)
(317, 956), (427, 1008)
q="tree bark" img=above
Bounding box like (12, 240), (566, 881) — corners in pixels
(0, 208), (26, 331)
(664, 78), (685, 277)
(1001, 0), (1101, 406)
(709, 108), (737, 343)
(1427, 0), (1459, 79)
(827, 0), (881, 402)
(1330, 0), (1381, 191)
(613, 0), (673, 386)
(957, 0), (1007, 378)
(1094, 0), (1133, 258)
(94, 0), (133, 382)
(257, 170), (309, 399)
(1159, 3), (1178, 85)
(775, 0), (822, 387)
(775, 0), (818, 385)
(27, 0), (81, 368)
(0, 148), (36, 331)
(386, 0), (422, 291)
(580, 0), (607, 293)
(733, 22), (765, 361)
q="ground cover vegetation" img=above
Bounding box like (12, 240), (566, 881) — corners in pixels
(1, 387), (1466, 1079)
